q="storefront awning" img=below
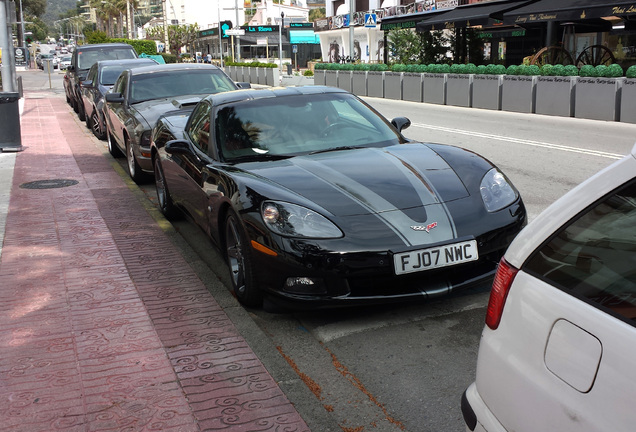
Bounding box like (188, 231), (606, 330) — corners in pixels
(503, 0), (636, 26)
(416, 0), (535, 32)
(380, 8), (454, 31)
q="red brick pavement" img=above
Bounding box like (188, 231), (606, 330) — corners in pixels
(0, 95), (310, 431)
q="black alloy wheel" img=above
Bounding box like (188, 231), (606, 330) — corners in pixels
(224, 210), (262, 307)
(153, 157), (179, 220)
(90, 110), (105, 140)
(126, 138), (145, 184)
(107, 128), (123, 158)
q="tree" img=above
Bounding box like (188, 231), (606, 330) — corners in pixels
(418, 29), (448, 64)
(309, 8), (325, 22)
(387, 29), (422, 64)
(23, 0), (47, 18)
(146, 24), (200, 55)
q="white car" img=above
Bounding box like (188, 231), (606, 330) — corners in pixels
(463, 142), (636, 432)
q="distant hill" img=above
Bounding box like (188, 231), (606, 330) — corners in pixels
(42, 0), (79, 30)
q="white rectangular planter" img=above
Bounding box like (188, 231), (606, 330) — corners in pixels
(502, 75), (537, 113)
(224, 66), (235, 80)
(249, 67), (258, 84)
(446, 74), (473, 107)
(325, 70), (338, 88)
(620, 78), (636, 123)
(367, 71), (384, 98)
(258, 67), (268, 85)
(575, 77), (623, 122)
(472, 75), (502, 110)
(402, 73), (423, 102)
(423, 74), (447, 105)
(265, 68), (279, 87)
(352, 71), (367, 96)
(384, 72), (403, 100)
(338, 71), (353, 92)
(535, 76), (575, 117)
(314, 70), (326, 86)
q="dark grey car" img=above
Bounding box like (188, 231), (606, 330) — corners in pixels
(63, 43), (138, 121)
(103, 63), (245, 183)
(80, 58), (157, 139)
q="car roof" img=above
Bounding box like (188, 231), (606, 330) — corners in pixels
(201, 85), (348, 106)
(74, 43), (135, 50)
(95, 58), (156, 69)
(128, 63), (222, 76)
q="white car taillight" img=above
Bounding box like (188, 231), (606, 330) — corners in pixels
(485, 258), (518, 330)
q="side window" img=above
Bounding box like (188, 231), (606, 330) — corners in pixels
(187, 102), (212, 154)
(524, 180), (636, 324)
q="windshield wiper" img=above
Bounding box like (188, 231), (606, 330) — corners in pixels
(229, 153), (292, 163)
(309, 146), (365, 155)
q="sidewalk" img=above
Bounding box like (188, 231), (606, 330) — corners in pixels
(0, 89), (310, 431)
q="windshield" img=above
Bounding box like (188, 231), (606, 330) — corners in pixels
(215, 93), (404, 162)
(77, 47), (137, 69)
(129, 69), (237, 103)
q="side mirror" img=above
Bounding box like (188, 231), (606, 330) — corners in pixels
(391, 117), (411, 133)
(235, 82), (251, 89)
(165, 139), (194, 155)
(67, 65), (75, 72)
(105, 93), (124, 103)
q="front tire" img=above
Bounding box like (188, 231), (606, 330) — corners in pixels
(90, 110), (105, 140)
(126, 138), (147, 184)
(154, 157), (179, 220)
(224, 210), (262, 307)
(107, 128), (123, 158)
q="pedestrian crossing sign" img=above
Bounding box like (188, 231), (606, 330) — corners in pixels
(364, 13), (377, 28)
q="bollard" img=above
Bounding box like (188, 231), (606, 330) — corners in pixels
(0, 92), (23, 152)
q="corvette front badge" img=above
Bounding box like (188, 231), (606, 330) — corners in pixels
(411, 222), (438, 233)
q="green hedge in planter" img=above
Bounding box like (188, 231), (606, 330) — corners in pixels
(226, 61), (277, 68)
(627, 65), (636, 78)
(315, 63), (389, 71)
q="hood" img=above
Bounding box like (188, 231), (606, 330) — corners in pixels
(244, 143), (470, 213)
(133, 95), (204, 129)
(241, 144), (471, 246)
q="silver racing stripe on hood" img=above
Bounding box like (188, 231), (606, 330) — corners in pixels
(294, 148), (457, 247)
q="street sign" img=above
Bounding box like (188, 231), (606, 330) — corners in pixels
(365, 13), (377, 28)
(292, 45), (297, 54)
(225, 29), (245, 36)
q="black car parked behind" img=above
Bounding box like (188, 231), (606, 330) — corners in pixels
(63, 43), (137, 121)
(80, 58), (157, 140)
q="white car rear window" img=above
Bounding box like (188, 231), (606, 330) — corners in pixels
(524, 180), (636, 324)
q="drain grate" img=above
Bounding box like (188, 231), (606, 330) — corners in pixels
(20, 179), (79, 189)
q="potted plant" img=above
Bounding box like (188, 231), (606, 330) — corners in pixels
(384, 65), (403, 101)
(446, 63), (476, 107)
(423, 63), (449, 105)
(472, 64), (506, 111)
(575, 64), (624, 121)
(621, 65), (636, 123)
(314, 63), (327, 85)
(535, 64), (579, 117)
(402, 64), (427, 103)
(501, 64), (540, 113)
(367, 63), (388, 98)
(352, 63), (369, 96)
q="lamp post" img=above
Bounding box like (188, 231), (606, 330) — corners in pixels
(234, 0), (240, 61)
(218, 2), (223, 67)
(278, 10), (284, 73)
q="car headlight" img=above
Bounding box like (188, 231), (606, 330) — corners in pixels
(480, 168), (518, 212)
(261, 201), (343, 238)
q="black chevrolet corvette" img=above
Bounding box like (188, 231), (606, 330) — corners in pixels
(150, 86), (526, 309)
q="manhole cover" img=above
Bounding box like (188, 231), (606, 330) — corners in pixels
(20, 179), (79, 189)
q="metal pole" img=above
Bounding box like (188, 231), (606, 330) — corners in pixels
(126, 0), (132, 39)
(218, 2), (223, 67)
(0, 0), (17, 92)
(278, 8), (283, 73)
(349, 0), (355, 62)
(162, 0), (169, 53)
(234, 0), (240, 61)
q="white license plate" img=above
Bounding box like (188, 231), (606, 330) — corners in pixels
(393, 240), (478, 275)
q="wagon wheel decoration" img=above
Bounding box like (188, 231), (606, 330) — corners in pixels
(531, 46), (575, 66)
(576, 45), (616, 67)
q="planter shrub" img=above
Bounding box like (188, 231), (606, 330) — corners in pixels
(575, 76), (623, 121)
